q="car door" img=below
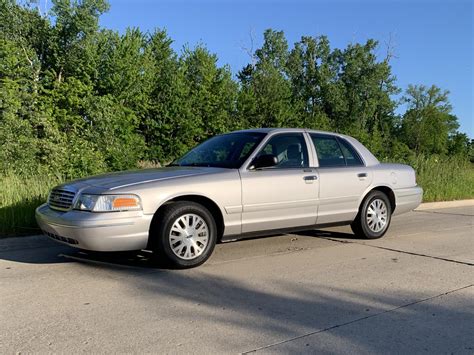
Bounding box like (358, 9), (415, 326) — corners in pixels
(239, 132), (319, 234)
(309, 133), (373, 224)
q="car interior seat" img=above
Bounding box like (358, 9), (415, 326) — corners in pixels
(280, 143), (303, 167)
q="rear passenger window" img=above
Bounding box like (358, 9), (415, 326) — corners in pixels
(339, 139), (363, 166)
(311, 136), (345, 167)
(311, 134), (365, 167)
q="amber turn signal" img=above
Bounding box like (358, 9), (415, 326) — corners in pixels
(112, 197), (139, 209)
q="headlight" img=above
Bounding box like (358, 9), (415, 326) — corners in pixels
(74, 194), (142, 212)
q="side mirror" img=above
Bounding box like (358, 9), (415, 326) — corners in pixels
(249, 154), (278, 170)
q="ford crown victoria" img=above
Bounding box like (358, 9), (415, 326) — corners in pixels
(36, 128), (423, 268)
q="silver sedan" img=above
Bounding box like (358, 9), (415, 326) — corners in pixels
(36, 128), (423, 268)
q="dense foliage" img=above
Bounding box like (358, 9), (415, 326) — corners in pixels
(1, 0), (472, 180)
(0, 0), (473, 236)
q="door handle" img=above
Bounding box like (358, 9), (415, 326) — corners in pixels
(357, 173), (367, 179)
(303, 175), (318, 182)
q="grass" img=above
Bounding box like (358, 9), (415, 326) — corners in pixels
(1, 157), (473, 237)
(0, 173), (63, 236)
(408, 156), (474, 202)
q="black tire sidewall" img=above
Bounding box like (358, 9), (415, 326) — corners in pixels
(155, 202), (217, 268)
(358, 191), (392, 239)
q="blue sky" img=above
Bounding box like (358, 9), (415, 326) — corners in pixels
(99, 0), (473, 138)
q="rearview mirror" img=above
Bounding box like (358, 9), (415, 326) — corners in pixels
(249, 154), (278, 170)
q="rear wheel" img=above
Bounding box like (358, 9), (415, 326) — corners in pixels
(351, 190), (391, 239)
(151, 201), (217, 268)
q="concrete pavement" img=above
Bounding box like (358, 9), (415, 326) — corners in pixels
(0, 202), (473, 353)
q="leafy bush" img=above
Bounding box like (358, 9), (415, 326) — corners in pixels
(0, 0), (472, 236)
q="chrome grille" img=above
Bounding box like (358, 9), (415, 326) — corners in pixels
(48, 188), (76, 211)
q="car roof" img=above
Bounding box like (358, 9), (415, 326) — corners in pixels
(231, 128), (338, 135)
(230, 128), (380, 166)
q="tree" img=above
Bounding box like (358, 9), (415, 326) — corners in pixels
(328, 40), (399, 157)
(142, 29), (190, 162)
(400, 85), (459, 155)
(0, 38), (39, 174)
(49, 0), (110, 84)
(84, 95), (144, 171)
(447, 132), (470, 157)
(180, 45), (238, 142)
(237, 29), (294, 128)
(1, 0), (471, 180)
(286, 35), (335, 130)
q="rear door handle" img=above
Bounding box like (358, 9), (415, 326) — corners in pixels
(358, 173), (367, 179)
(303, 175), (318, 183)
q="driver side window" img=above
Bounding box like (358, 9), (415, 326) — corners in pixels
(257, 133), (309, 168)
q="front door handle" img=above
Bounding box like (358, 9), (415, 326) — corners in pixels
(303, 175), (318, 183)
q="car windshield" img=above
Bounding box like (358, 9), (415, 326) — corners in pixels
(172, 132), (266, 169)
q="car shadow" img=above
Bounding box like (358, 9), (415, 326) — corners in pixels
(0, 228), (361, 268)
(59, 249), (174, 269)
(0, 235), (176, 268)
(296, 228), (360, 240)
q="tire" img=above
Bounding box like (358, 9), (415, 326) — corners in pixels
(151, 201), (217, 268)
(351, 190), (392, 239)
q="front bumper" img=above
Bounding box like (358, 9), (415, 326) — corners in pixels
(35, 204), (153, 251)
(393, 185), (423, 216)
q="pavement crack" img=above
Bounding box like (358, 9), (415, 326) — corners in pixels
(360, 244), (474, 266)
(414, 210), (474, 217)
(321, 237), (474, 267)
(207, 247), (310, 267)
(242, 284), (474, 354)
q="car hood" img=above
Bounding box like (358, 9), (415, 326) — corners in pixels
(57, 167), (228, 191)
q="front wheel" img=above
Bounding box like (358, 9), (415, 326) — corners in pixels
(152, 202), (217, 268)
(351, 191), (392, 239)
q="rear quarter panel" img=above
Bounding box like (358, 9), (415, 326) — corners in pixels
(371, 163), (417, 189)
(360, 163), (421, 215)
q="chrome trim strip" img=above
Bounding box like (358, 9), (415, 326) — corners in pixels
(244, 198), (319, 212)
